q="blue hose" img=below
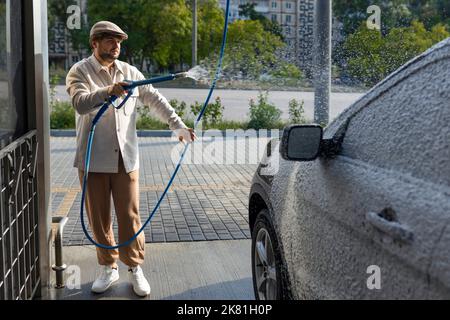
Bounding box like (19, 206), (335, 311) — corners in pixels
(81, 0), (231, 249)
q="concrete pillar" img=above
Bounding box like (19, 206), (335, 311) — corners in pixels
(313, 0), (332, 126)
(24, 0), (52, 299)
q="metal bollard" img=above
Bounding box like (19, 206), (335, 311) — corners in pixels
(52, 216), (68, 289)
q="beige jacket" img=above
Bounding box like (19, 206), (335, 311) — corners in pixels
(66, 54), (187, 173)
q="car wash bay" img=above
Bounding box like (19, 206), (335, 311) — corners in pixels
(48, 135), (266, 300)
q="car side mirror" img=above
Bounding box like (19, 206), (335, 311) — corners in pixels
(280, 125), (323, 161)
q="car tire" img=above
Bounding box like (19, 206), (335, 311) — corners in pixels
(251, 209), (292, 300)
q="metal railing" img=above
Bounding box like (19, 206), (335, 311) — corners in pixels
(0, 130), (40, 300)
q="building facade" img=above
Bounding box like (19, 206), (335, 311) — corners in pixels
(219, 0), (245, 22)
(219, 0), (316, 73)
(48, 0), (88, 71)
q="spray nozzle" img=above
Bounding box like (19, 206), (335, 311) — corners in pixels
(174, 72), (189, 79)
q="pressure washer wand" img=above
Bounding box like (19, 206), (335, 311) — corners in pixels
(92, 72), (190, 126)
(123, 72), (189, 90)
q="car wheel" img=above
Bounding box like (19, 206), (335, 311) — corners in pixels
(251, 209), (290, 300)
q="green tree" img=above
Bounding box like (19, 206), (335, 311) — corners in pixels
(408, 0), (450, 28)
(238, 2), (284, 40)
(197, 0), (225, 65)
(269, 62), (303, 80)
(343, 20), (449, 86)
(333, 0), (450, 35)
(152, 0), (191, 69)
(87, 0), (165, 67)
(87, 0), (224, 71)
(342, 24), (387, 85)
(334, 0), (412, 35)
(205, 19), (285, 80)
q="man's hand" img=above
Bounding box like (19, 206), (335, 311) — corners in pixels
(175, 128), (197, 144)
(107, 81), (129, 97)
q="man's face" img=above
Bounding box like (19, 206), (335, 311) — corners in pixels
(93, 35), (123, 62)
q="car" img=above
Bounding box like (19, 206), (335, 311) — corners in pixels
(249, 37), (450, 300)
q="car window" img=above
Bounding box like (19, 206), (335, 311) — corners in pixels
(341, 57), (450, 187)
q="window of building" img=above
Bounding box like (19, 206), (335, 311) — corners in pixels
(272, 2), (277, 8)
(286, 15), (291, 23)
(271, 14), (277, 22)
(286, 2), (292, 9)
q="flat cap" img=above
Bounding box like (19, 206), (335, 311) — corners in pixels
(90, 21), (128, 40)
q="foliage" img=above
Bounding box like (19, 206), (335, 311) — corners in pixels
(136, 104), (173, 130)
(196, 0), (226, 63)
(238, 2), (284, 40)
(190, 97), (224, 127)
(269, 62), (303, 80)
(49, 97), (290, 131)
(343, 20), (449, 86)
(49, 74), (61, 110)
(200, 20), (285, 81)
(247, 92), (282, 130)
(288, 99), (306, 124)
(333, 0), (450, 35)
(50, 101), (76, 129)
(47, 0), (224, 71)
(169, 99), (187, 119)
(135, 115), (254, 131)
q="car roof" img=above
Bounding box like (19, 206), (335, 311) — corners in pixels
(324, 36), (450, 140)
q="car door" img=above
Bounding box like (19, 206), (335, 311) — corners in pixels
(274, 47), (450, 299)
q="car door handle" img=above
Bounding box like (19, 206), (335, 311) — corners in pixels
(366, 210), (414, 243)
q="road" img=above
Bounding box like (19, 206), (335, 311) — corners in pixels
(56, 86), (364, 122)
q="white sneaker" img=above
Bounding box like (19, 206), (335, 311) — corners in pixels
(128, 266), (151, 297)
(91, 265), (119, 293)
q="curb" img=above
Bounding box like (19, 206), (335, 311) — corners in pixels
(51, 129), (174, 137)
(51, 129), (284, 138)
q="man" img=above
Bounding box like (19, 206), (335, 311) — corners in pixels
(66, 21), (196, 297)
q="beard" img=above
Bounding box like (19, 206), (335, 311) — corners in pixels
(99, 50), (119, 62)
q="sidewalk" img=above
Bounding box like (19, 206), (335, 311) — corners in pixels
(49, 240), (254, 300)
(50, 136), (266, 245)
(49, 135), (263, 299)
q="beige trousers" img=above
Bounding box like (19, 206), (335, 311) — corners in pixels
(78, 153), (145, 268)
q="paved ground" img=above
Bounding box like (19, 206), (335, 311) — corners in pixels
(49, 240), (253, 300)
(51, 136), (268, 246)
(56, 86), (362, 121)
